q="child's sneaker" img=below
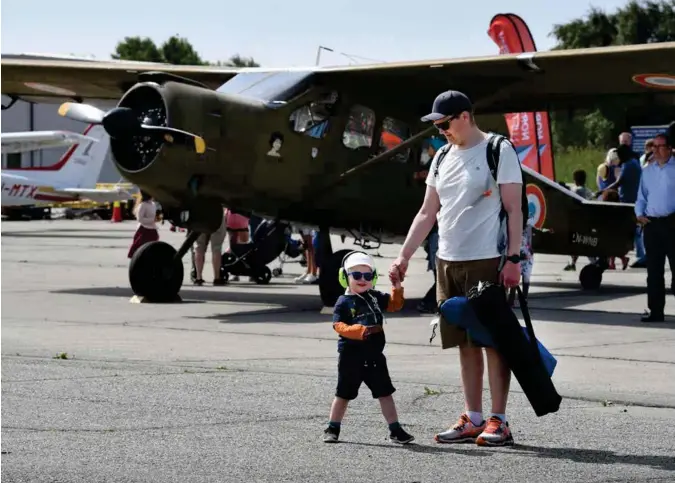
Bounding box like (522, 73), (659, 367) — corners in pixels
(389, 426), (415, 444)
(434, 413), (486, 444)
(475, 416), (514, 447)
(323, 425), (340, 443)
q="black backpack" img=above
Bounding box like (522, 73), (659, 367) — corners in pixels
(433, 133), (529, 230)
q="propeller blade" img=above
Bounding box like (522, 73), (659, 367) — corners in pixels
(141, 125), (206, 154)
(101, 107), (142, 138)
(58, 102), (106, 124)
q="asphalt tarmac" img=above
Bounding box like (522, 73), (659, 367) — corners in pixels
(2, 220), (674, 483)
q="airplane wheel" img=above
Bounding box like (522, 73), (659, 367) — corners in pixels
(254, 266), (272, 285)
(272, 267), (283, 277)
(319, 249), (351, 307)
(129, 241), (184, 302)
(579, 264), (603, 291)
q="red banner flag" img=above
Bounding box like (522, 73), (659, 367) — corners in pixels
(488, 13), (556, 180)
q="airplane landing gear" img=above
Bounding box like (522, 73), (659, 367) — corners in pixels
(129, 230), (200, 302)
(316, 229), (350, 307)
(579, 262), (603, 291)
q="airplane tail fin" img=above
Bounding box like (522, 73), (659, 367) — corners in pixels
(49, 124), (110, 188)
(488, 13), (556, 181)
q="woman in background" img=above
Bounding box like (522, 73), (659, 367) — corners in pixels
(127, 191), (159, 259)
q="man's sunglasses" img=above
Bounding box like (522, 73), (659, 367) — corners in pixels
(348, 271), (374, 281)
(434, 115), (459, 132)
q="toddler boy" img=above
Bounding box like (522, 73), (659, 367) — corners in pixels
(323, 251), (414, 444)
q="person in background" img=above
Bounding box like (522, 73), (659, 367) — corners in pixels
(127, 191), (159, 259)
(640, 139), (655, 168)
(571, 169), (593, 200)
(635, 133), (675, 323)
(295, 229), (318, 284)
(224, 209), (250, 282)
(596, 148), (619, 194)
(619, 132), (632, 147)
(193, 207), (228, 286)
(597, 144), (644, 269)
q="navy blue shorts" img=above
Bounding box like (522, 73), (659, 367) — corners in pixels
(336, 352), (395, 400)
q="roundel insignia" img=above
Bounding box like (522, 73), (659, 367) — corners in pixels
(632, 74), (675, 90)
(526, 183), (546, 229)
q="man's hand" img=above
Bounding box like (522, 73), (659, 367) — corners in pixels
(363, 325), (383, 338)
(500, 260), (521, 288)
(637, 216), (650, 226)
(389, 256), (409, 284)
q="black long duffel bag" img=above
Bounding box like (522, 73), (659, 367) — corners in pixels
(467, 282), (562, 417)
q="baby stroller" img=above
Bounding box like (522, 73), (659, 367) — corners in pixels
(220, 219), (288, 284)
(272, 229), (305, 277)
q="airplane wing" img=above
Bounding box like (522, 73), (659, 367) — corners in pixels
(57, 187), (133, 203)
(1, 130), (98, 154)
(2, 42), (674, 113)
(0, 57), (243, 101)
(315, 42), (675, 114)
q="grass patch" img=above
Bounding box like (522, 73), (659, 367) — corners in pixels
(553, 146), (606, 184)
(53, 352), (70, 360)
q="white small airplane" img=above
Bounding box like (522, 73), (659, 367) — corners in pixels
(1, 130), (99, 154)
(1, 124), (133, 207)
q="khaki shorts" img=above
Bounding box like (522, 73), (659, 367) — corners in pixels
(195, 221), (227, 255)
(436, 257), (501, 349)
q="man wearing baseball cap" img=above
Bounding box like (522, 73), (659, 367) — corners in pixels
(390, 89), (523, 446)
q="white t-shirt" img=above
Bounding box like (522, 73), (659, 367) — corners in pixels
(425, 134), (522, 262)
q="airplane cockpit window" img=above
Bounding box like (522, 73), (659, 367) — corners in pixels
(343, 105), (375, 150)
(378, 117), (411, 162)
(289, 91), (339, 139)
(216, 71), (314, 103)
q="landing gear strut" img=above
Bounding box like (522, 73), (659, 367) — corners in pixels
(317, 228), (354, 307)
(129, 230), (200, 302)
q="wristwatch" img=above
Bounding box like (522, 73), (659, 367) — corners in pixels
(505, 254), (521, 264)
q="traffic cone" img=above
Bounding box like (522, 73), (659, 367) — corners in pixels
(111, 201), (123, 223)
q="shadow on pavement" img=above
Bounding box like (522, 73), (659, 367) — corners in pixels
(513, 444), (675, 471)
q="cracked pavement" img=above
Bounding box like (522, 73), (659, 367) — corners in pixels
(2, 221), (674, 483)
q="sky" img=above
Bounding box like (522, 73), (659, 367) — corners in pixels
(1, 0), (630, 67)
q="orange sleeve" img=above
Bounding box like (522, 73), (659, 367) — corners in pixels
(386, 287), (404, 312)
(333, 322), (366, 340)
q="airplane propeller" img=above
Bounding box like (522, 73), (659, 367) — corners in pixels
(57, 102), (206, 154)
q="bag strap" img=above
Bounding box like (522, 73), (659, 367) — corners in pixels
(515, 286), (543, 365)
(433, 144), (452, 178)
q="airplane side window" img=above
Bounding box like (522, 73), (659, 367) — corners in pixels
(289, 91), (339, 139)
(342, 105), (375, 150)
(378, 117), (411, 162)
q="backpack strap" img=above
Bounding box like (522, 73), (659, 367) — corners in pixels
(485, 133), (506, 183)
(433, 144), (453, 178)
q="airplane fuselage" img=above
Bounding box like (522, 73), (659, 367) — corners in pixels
(0, 173), (78, 206)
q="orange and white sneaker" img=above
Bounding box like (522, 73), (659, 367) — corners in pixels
(434, 413), (486, 444)
(476, 416), (514, 446)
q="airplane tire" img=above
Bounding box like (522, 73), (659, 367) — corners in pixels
(129, 241), (184, 302)
(579, 264), (603, 291)
(319, 249), (351, 307)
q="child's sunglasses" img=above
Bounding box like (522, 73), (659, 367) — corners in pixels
(348, 271), (374, 282)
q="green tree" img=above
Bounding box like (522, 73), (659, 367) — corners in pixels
(112, 36), (259, 67)
(548, 0), (675, 150)
(112, 36), (164, 63)
(210, 55), (260, 67)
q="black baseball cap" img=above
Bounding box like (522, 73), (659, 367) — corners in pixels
(421, 90), (473, 122)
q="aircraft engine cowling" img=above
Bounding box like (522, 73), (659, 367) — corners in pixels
(109, 84), (169, 174)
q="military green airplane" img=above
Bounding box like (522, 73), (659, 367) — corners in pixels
(2, 42), (674, 305)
